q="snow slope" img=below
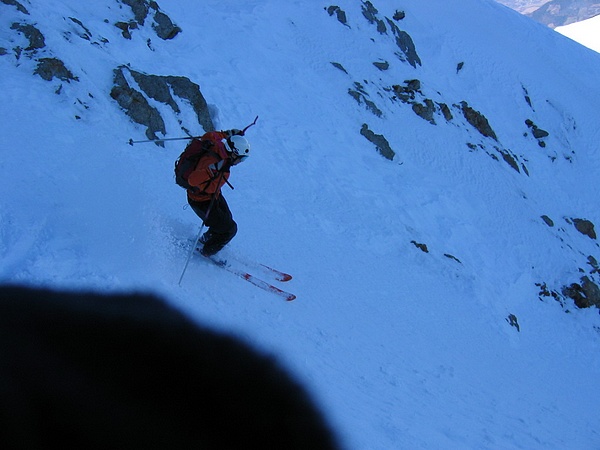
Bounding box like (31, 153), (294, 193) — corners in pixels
(2, 0), (600, 448)
(556, 14), (600, 52)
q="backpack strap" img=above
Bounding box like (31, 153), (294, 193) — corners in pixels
(191, 141), (233, 195)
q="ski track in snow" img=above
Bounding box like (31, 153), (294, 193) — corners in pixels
(2, 0), (600, 448)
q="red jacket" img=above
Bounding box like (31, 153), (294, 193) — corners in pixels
(187, 131), (232, 203)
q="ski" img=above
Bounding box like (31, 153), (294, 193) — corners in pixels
(182, 239), (293, 283)
(260, 264), (292, 282)
(205, 256), (296, 301)
(175, 237), (295, 299)
(216, 252), (293, 282)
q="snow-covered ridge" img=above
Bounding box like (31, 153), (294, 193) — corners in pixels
(556, 13), (600, 52)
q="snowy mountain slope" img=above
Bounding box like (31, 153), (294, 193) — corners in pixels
(556, 14), (600, 52)
(2, 0), (600, 448)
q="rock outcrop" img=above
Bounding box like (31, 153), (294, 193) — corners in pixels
(111, 66), (214, 142)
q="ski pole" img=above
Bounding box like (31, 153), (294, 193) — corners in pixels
(128, 135), (200, 146)
(178, 222), (206, 286)
(241, 116), (259, 135)
(131, 116), (258, 145)
(177, 172), (224, 286)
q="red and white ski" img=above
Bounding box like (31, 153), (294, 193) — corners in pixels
(205, 256), (296, 301)
(216, 252), (293, 283)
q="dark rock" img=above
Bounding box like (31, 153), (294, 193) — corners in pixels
(69, 17), (93, 40)
(373, 60), (389, 71)
(110, 67), (166, 141)
(532, 127), (549, 139)
(405, 79), (421, 91)
(10, 23), (45, 51)
(153, 11), (181, 40)
(1, 0), (29, 14)
(111, 66), (214, 142)
(131, 71), (180, 112)
(358, 2), (420, 67)
(536, 282), (564, 306)
(121, 0), (151, 25)
(119, 0), (180, 40)
(330, 62), (348, 74)
(360, 124), (395, 161)
(456, 62), (464, 73)
(349, 83), (383, 117)
(497, 148), (520, 173)
(363, 97), (382, 117)
(411, 241), (429, 253)
(572, 218), (597, 240)
(326, 5), (348, 26)
(392, 79), (420, 102)
(588, 256), (599, 273)
(439, 103), (453, 121)
(506, 314), (520, 332)
(0, 47), (7, 56)
(165, 75), (214, 132)
(525, 119), (549, 139)
(34, 57), (78, 82)
(525, 118), (549, 147)
(386, 18), (421, 68)
(523, 86), (533, 108)
(392, 80), (452, 125)
(562, 276), (600, 308)
(460, 101), (497, 140)
(361, 0), (378, 23)
(361, 1), (387, 34)
(541, 215), (554, 227)
(393, 10), (406, 21)
(444, 254), (462, 264)
(412, 99), (436, 124)
(115, 21), (138, 39)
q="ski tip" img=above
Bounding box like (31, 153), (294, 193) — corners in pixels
(259, 264), (293, 282)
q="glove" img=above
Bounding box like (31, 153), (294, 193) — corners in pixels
(225, 128), (243, 137)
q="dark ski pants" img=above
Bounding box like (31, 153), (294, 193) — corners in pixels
(188, 195), (237, 256)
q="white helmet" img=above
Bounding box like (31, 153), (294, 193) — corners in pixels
(223, 135), (251, 159)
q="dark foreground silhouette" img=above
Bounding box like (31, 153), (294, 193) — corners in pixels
(0, 285), (340, 449)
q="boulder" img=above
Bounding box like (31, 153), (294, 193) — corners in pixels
(360, 123), (395, 160)
(34, 57), (78, 82)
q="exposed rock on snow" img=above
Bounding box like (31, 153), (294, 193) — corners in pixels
(460, 101), (498, 141)
(572, 218), (597, 239)
(10, 23), (45, 51)
(360, 123), (395, 160)
(110, 66), (214, 141)
(34, 57), (78, 82)
(325, 5), (348, 27)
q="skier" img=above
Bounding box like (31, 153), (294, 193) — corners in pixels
(184, 129), (250, 257)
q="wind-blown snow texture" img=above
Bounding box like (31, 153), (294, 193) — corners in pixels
(2, 0), (600, 448)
